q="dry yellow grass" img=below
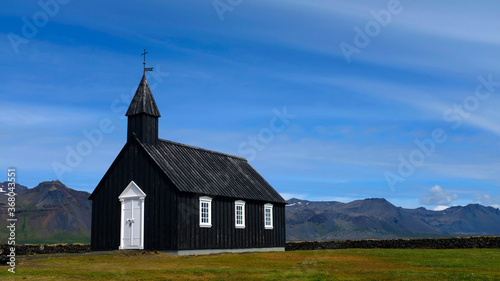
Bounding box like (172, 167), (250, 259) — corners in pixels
(1, 248), (499, 280)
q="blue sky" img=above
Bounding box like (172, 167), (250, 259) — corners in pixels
(2, 0), (500, 210)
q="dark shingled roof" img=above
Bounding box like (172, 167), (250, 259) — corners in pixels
(140, 138), (286, 204)
(126, 74), (161, 117)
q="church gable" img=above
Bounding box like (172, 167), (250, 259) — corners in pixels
(89, 136), (153, 200)
(89, 140), (134, 200)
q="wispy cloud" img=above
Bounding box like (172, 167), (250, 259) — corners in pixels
(475, 193), (500, 209)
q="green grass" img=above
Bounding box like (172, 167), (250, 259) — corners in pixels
(1, 249), (499, 280)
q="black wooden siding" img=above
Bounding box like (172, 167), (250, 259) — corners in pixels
(127, 114), (158, 144)
(91, 138), (286, 251)
(91, 140), (178, 251)
(177, 194), (286, 250)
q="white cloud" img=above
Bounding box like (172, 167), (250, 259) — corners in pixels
(419, 185), (458, 206)
(433, 205), (449, 211)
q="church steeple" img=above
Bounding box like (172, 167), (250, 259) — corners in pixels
(126, 74), (161, 144)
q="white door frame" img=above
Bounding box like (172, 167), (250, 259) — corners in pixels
(118, 181), (146, 250)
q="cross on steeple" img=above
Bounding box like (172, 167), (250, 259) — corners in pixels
(141, 49), (154, 73)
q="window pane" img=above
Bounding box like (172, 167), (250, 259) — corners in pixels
(201, 201), (210, 224)
(265, 208), (271, 226)
(236, 205), (244, 226)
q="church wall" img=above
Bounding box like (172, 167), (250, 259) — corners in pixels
(176, 193), (286, 250)
(91, 140), (178, 250)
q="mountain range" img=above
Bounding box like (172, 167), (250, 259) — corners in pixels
(1, 181), (500, 244)
(286, 198), (500, 241)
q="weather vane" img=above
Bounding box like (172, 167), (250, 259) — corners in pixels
(141, 49), (154, 73)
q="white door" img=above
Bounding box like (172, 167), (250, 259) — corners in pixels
(119, 181), (146, 250)
(122, 199), (143, 248)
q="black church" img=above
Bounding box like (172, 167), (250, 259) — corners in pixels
(89, 73), (286, 254)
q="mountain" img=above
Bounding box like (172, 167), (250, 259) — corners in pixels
(286, 198), (500, 241)
(0, 180), (91, 244)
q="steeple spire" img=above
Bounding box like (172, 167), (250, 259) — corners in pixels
(126, 74), (161, 117)
(126, 74), (161, 144)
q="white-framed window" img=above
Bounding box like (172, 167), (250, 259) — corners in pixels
(199, 196), (212, 227)
(264, 203), (273, 229)
(235, 200), (246, 228)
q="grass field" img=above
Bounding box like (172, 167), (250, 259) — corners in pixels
(1, 248), (499, 280)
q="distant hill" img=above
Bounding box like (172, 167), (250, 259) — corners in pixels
(286, 198), (500, 241)
(2, 181), (500, 244)
(0, 180), (91, 244)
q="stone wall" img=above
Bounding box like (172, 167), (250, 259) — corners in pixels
(286, 236), (500, 251)
(0, 243), (91, 256)
(0, 243), (91, 265)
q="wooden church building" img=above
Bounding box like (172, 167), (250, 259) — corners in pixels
(89, 73), (286, 255)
